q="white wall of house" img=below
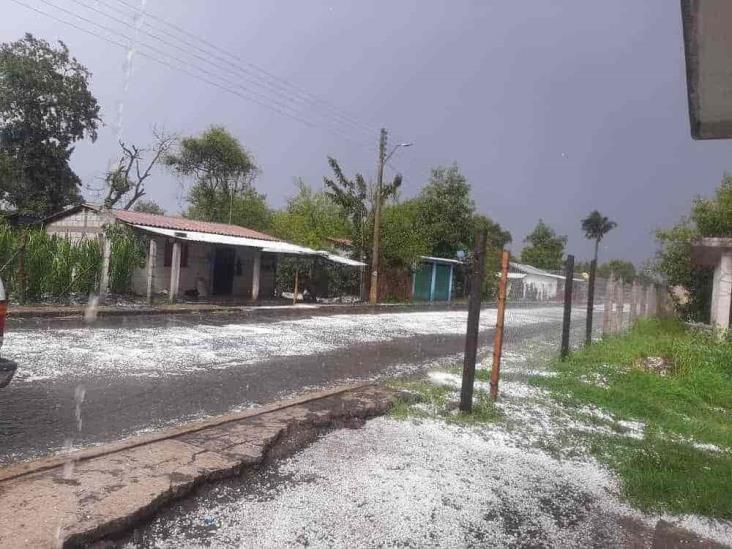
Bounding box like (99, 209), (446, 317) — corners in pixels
(130, 236), (276, 299)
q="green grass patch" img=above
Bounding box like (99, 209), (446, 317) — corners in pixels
(535, 318), (732, 518)
(387, 378), (502, 426)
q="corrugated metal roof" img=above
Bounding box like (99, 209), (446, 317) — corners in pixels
(113, 209), (280, 241)
(133, 225), (366, 267)
(420, 255), (463, 265)
(510, 261), (584, 283)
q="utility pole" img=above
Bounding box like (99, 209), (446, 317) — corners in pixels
(369, 128), (388, 305)
(369, 129), (413, 304)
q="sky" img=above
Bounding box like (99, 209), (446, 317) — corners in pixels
(1, 0), (730, 264)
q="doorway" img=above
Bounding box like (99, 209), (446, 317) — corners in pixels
(213, 247), (235, 295)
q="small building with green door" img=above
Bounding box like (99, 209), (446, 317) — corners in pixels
(412, 256), (461, 302)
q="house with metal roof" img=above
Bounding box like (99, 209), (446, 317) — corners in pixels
(44, 204), (365, 303)
(508, 261), (584, 301)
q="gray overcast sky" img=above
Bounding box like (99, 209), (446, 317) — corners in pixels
(2, 0), (730, 264)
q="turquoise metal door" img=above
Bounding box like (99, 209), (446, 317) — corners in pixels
(433, 264), (451, 301)
(413, 263), (432, 301)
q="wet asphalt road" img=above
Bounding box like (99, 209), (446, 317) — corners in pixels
(0, 305), (574, 465)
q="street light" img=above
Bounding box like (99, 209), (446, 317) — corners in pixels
(369, 129), (413, 304)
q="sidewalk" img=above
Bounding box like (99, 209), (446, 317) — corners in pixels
(0, 384), (393, 549)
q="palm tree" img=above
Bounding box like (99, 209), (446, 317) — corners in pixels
(581, 210), (617, 266)
(581, 210), (616, 346)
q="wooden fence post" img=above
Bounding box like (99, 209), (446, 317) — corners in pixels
(490, 249), (510, 401)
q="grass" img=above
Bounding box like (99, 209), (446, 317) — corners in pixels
(535, 318), (732, 519)
(387, 379), (502, 426)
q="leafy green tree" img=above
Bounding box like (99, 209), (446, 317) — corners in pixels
(167, 126), (261, 223)
(187, 185), (272, 231)
(520, 220), (567, 270)
(0, 34), (101, 215)
(598, 259), (636, 282)
(415, 164), (476, 258)
(471, 213), (512, 298)
(271, 179), (350, 249)
(655, 176), (732, 320)
(132, 200), (166, 215)
(166, 127), (271, 229)
(581, 210), (617, 267)
(380, 199), (430, 270)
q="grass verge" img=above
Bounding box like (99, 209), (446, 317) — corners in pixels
(387, 379), (502, 426)
(535, 318), (732, 519)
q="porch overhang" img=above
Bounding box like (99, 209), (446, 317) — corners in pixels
(131, 225), (366, 267)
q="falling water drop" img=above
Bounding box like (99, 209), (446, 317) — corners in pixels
(84, 294), (99, 323)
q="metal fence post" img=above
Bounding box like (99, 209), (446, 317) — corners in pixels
(585, 259), (597, 346)
(560, 255), (575, 360)
(490, 249), (510, 401)
(460, 230), (487, 413)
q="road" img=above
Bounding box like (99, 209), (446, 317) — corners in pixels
(0, 304), (586, 465)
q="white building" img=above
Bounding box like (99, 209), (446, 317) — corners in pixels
(44, 204), (364, 302)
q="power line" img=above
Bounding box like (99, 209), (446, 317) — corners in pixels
(11, 0), (414, 178)
(112, 0), (383, 140)
(9, 0), (340, 132)
(36, 0), (325, 128)
(70, 0), (380, 145)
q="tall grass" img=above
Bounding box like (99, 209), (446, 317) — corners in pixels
(0, 223), (144, 302)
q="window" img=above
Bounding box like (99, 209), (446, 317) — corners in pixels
(164, 240), (189, 267)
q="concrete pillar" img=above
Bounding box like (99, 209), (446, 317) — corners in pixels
(711, 252), (732, 330)
(629, 281), (638, 325)
(614, 279), (625, 333)
(99, 237), (112, 301)
(646, 284), (657, 317)
(251, 251), (262, 301)
(639, 284), (648, 317)
(602, 274), (614, 337)
(448, 264), (454, 303)
(169, 241), (181, 304)
(146, 239), (157, 304)
(429, 262), (437, 302)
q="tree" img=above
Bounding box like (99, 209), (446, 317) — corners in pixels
(597, 259), (636, 282)
(0, 34), (101, 215)
(132, 200), (165, 215)
(104, 128), (176, 210)
(380, 199), (430, 270)
(656, 175), (732, 321)
(472, 213), (512, 298)
(323, 156), (401, 258)
(166, 127), (266, 228)
(415, 164), (476, 258)
(520, 220), (567, 270)
(271, 179), (350, 249)
(581, 210), (617, 266)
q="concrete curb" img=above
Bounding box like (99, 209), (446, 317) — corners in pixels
(0, 384), (395, 549)
(0, 383), (368, 483)
(7, 300), (473, 320)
